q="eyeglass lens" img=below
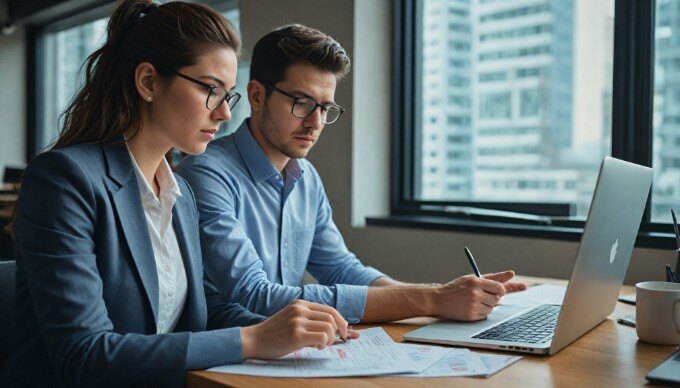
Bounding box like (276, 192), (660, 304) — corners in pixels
(207, 89), (241, 110)
(292, 97), (342, 124)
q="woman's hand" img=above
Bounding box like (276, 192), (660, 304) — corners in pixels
(240, 300), (360, 360)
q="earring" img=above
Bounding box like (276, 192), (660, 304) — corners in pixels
(146, 96), (152, 102)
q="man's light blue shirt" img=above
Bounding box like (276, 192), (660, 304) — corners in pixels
(177, 120), (386, 323)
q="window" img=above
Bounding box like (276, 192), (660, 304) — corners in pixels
(382, 0), (676, 248)
(479, 71), (507, 82)
(479, 92), (511, 119)
(520, 89), (542, 118)
(479, 24), (552, 42)
(447, 134), (469, 144)
(413, 0), (610, 217)
(479, 45), (551, 61)
(39, 18), (108, 150)
(652, 0), (680, 223)
(448, 95), (470, 108)
(448, 75), (470, 87)
(413, 0), (608, 214)
(30, 1), (243, 156)
(479, 4), (551, 23)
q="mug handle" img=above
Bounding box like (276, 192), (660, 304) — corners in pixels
(675, 300), (680, 335)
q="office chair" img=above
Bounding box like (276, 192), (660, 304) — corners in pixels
(3, 166), (24, 184)
(0, 260), (16, 368)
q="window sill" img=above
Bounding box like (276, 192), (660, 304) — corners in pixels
(365, 215), (676, 250)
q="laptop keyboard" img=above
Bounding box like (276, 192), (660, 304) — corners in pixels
(471, 304), (560, 344)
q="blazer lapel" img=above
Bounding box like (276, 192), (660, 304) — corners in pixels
(172, 192), (204, 331)
(103, 141), (159, 327)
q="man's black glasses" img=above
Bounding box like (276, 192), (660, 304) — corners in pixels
(263, 82), (345, 125)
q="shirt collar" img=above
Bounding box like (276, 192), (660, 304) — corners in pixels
(284, 157), (304, 182)
(156, 157), (182, 200)
(234, 119), (305, 183)
(126, 143), (182, 203)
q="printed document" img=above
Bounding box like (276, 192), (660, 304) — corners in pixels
(394, 344), (485, 377)
(394, 343), (521, 378)
(478, 354), (522, 377)
(207, 327), (418, 377)
(501, 284), (566, 306)
(393, 343), (452, 373)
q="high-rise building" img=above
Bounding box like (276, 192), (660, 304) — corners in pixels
(420, 0), (473, 200)
(652, 0), (680, 221)
(420, 0), (612, 217)
(472, 0), (576, 204)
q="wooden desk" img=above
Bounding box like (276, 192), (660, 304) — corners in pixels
(186, 277), (678, 387)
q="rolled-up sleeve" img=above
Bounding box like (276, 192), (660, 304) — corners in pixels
(305, 172), (387, 287)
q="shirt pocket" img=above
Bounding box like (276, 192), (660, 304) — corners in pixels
(294, 229), (315, 269)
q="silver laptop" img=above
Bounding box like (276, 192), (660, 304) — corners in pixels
(404, 157), (653, 355)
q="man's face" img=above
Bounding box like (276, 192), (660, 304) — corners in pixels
(255, 63), (338, 161)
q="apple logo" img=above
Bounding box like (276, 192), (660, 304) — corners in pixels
(609, 239), (619, 263)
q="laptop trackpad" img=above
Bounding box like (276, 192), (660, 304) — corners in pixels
(406, 305), (530, 341)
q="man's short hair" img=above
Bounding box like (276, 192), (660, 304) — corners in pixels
(250, 24), (351, 89)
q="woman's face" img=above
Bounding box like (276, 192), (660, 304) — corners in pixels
(148, 47), (238, 155)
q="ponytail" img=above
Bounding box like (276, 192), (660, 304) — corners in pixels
(52, 0), (241, 149)
(6, 0), (240, 238)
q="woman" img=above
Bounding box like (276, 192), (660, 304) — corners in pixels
(2, 1), (353, 387)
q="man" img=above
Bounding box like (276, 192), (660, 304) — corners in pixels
(178, 24), (526, 324)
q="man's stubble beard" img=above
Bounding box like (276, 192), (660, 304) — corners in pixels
(260, 106), (310, 159)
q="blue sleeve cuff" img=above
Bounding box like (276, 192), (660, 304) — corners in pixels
(185, 327), (243, 370)
(335, 284), (368, 324)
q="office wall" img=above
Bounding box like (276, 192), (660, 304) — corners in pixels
(240, 0), (676, 285)
(0, 0), (25, 171)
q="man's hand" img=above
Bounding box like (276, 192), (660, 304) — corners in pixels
(240, 300), (359, 360)
(481, 270), (527, 293)
(497, 280), (528, 293)
(433, 270), (519, 321)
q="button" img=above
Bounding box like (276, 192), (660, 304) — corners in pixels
(164, 264), (171, 271)
(275, 175), (280, 180)
(168, 290), (173, 297)
(283, 260), (288, 267)
(284, 240), (288, 248)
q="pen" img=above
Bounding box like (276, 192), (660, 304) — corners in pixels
(336, 328), (353, 344)
(464, 247), (482, 277)
(671, 209), (680, 248)
(667, 265), (678, 283)
(345, 328), (353, 343)
(673, 209), (680, 277)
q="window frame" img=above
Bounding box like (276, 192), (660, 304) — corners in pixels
(26, 3), (114, 160)
(370, 0), (677, 249)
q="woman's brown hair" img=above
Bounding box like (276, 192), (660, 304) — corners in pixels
(54, 0), (240, 149)
(5, 0), (240, 237)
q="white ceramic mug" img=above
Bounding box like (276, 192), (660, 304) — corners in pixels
(635, 281), (680, 345)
